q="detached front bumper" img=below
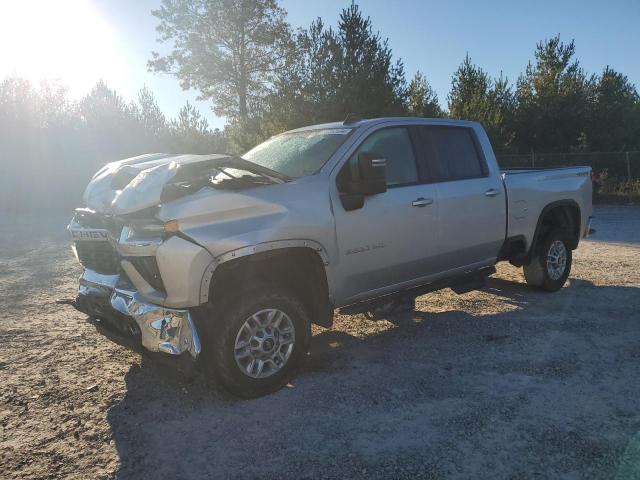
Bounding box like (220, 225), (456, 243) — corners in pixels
(74, 269), (202, 372)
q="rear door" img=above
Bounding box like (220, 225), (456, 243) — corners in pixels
(412, 125), (505, 272)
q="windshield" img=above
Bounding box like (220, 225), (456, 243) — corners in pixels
(242, 128), (352, 178)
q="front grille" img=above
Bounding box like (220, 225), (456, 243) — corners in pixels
(75, 241), (120, 274)
(128, 256), (165, 293)
(75, 210), (123, 237)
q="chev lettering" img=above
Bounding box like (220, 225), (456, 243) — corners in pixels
(71, 230), (109, 241)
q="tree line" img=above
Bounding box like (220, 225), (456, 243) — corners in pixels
(0, 78), (226, 211)
(2, 0), (639, 211)
(151, 1), (640, 153)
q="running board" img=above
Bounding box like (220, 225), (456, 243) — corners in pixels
(339, 266), (495, 316)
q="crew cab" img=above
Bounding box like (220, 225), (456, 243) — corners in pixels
(67, 118), (593, 397)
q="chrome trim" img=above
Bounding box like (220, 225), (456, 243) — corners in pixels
(79, 269), (201, 359)
(75, 207), (97, 214)
(79, 278), (114, 299)
(82, 269), (119, 288)
(411, 197), (434, 207)
(111, 289), (201, 358)
(68, 215), (164, 256)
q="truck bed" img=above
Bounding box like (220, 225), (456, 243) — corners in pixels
(502, 166), (593, 250)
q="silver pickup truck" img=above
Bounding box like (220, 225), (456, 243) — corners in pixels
(67, 118), (593, 397)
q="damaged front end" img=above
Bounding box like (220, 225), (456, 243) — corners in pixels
(67, 209), (202, 374)
(65, 153), (290, 373)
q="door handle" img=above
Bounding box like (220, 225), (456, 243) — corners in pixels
(411, 197), (434, 207)
(485, 188), (501, 197)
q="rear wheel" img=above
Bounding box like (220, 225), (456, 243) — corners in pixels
(205, 287), (311, 398)
(523, 228), (572, 292)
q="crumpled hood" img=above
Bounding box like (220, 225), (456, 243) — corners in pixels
(83, 153), (232, 215)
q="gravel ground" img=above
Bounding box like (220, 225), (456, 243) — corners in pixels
(1, 205), (639, 480)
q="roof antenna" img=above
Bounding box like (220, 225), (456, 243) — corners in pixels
(343, 113), (364, 125)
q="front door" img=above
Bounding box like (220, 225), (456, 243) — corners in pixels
(331, 126), (439, 304)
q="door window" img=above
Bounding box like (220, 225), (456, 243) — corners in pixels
(414, 126), (486, 182)
(349, 127), (419, 187)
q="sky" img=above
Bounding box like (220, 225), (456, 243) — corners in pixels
(0, 0), (638, 130)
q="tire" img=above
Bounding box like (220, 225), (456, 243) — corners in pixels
(523, 228), (572, 292)
(204, 286), (311, 398)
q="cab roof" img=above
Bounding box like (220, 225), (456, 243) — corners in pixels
(285, 117), (479, 133)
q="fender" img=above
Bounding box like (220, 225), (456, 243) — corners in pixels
(198, 239), (331, 305)
(527, 199), (581, 260)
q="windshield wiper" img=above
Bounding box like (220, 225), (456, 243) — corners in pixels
(160, 154), (293, 201)
(221, 154), (294, 183)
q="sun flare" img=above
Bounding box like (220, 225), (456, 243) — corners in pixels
(0, 0), (124, 94)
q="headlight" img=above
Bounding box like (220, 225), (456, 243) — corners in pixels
(124, 221), (165, 238)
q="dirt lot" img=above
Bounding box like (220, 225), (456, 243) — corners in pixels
(1, 205), (639, 479)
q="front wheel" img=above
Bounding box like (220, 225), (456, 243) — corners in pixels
(523, 228), (573, 292)
(205, 287), (311, 398)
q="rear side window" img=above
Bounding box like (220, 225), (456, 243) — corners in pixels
(415, 126), (486, 182)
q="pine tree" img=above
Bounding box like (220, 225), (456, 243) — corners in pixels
(407, 71), (442, 118)
(149, 0), (291, 121)
(514, 35), (595, 152)
(136, 86), (167, 139)
(586, 67), (640, 150)
(448, 55), (515, 151)
(169, 101), (227, 153)
(264, 3), (407, 132)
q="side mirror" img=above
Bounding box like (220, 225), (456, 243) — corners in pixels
(338, 152), (387, 211)
(352, 152), (387, 195)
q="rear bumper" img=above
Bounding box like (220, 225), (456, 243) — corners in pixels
(74, 269), (202, 372)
